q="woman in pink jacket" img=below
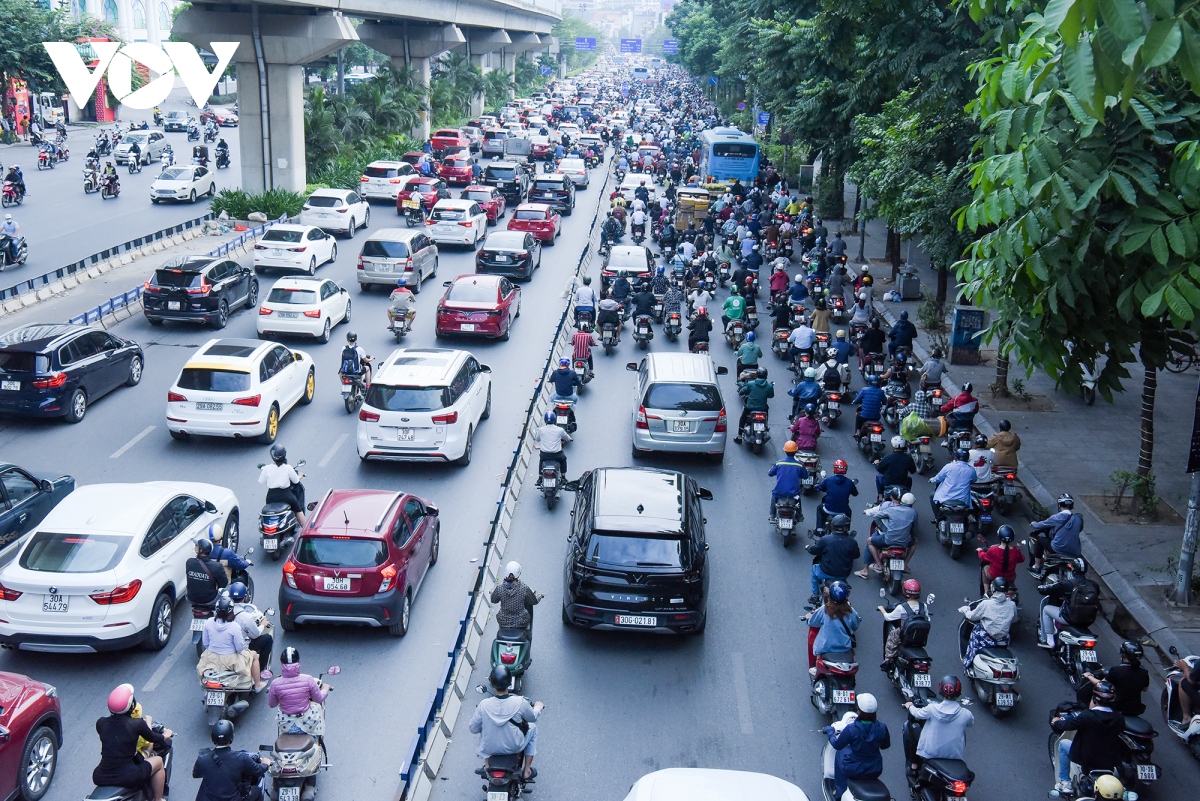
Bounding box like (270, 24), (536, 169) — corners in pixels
(789, 404), (822, 451)
(268, 647), (330, 736)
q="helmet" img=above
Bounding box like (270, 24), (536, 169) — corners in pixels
(804, 403), (817, 415)
(902, 578), (921, 598)
(730, 284), (740, 295)
(544, 410), (556, 424)
(997, 524), (1015, 543)
(196, 538), (213, 556)
(746, 331), (756, 342)
(752, 243), (760, 250)
(998, 419), (1011, 432)
(559, 357), (570, 367)
(990, 576), (1009, 594)
(697, 306), (707, 316)
(1057, 493), (1075, 508)
(955, 448), (970, 461)
(962, 381), (973, 393)
(489, 665), (512, 691)
(1069, 557), (1088, 575)
(826, 348), (838, 359)
(932, 348), (944, 358)
(974, 434), (988, 448)
(1092, 680), (1117, 705)
(3, 214), (10, 222)
(830, 514), (851, 533)
(657, 266), (665, 274)
(836, 329), (846, 340)
(215, 596), (235, 621)
(856, 693), (878, 714)
(827, 581), (850, 602)
(583, 275), (592, 284)
(901, 492), (915, 506)
(891, 435), (904, 449)
(346, 331), (358, 343)
(756, 367), (768, 379)
(858, 292), (867, 301)
(804, 367), (817, 379)
(107, 683), (136, 714)
(867, 375), (879, 386)
(396, 276), (408, 287)
(505, 561), (522, 580)
(228, 582), (248, 601)
(1120, 640), (1144, 662)
(899, 310), (909, 320)
(270, 444), (286, 464)
(939, 676), (962, 699)
(794, 274), (804, 283)
(783, 440), (798, 454)
(833, 459), (848, 475)
(885, 486), (901, 502)
(281, 646), (300, 665)
(1092, 774), (1125, 800)
(211, 719), (235, 746)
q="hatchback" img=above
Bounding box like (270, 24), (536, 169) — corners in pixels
(252, 225), (337, 275)
(359, 160), (415, 200)
(435, 275), (521, 341)
(300, 189), (370, 237)
(507, 204), (561, 244)
(143, 256), (259, 328)
(0, 324), (143, 423)
(427, 199), (487, 248)
(460, 185), (506, 224)
(476, 231), (540, 281)
(0, 670), (62, 801)
(257, 277), (351, 343)
(627, 354), (729, 459)
(396, 177), (449, 213)
(163, 111), (190, 132)
(438, 154), (474, 186)
(356, 229), (439, 292)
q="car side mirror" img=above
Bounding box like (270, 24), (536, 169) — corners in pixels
(697, 487), (714, 501)
(480, 364), (492, 373)
(40, 479), (53, 492)
(306, 501), (318, 511)
(716, 366), (729, 375)
(425, 504), (440, 517)
(204, 501), (219, 514)
(626, 362), (639, 371)
(341, 287), (347, 294)
(443, 281), (452, 287)
(0, 726), (9, 744)
(563, 479), (581, 493)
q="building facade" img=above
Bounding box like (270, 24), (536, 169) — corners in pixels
(48, 0), (186, 47)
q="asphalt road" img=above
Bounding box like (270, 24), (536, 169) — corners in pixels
(432, 280), (1199, 799)
(0, 155), (609, 801)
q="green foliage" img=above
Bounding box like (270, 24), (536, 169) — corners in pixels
(483, 69), (516, 110)
(210, 188), (305, 220)
(207, 93), (237, 106)
(553, 12), (605, 72)
(0, 0), (117, 93)
(1110, 469), (1160, 519)
(309, 138), (422, 190)
(430, 53), (483, 127)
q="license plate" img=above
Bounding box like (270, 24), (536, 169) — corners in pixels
(496, 255), (510, 263)
(1136, 764), (1158, 781)
(889, 559), (906, 571)
(279, 788), (301, 801)
(168, 301), (181, 310)
(1005, 486), (1019, 496)
(802, 477), (814, 486)
(996, 692), (1015, 707)
(543, 478), (556, 488)
(42, 594), (68, 613)
(919, 444), (931, 452)
(913, 673), (932, 688)
(323, 577), (351, 591)
(196, 402), (223, 411)
(341, 386), (352, 396)
(1080, 649), (1098, 663)
(638, 327), (649, 334)
(950, 522), (965, 533)
(672, 420), (691, 432)
(396, 428), (415, 441)
(981, 515), (993, 524)
(556, 415), (569, 425)
(1, 380), (18, 391)
(205, 691), (225, 706)
(278, 312), (298, 319)
(870, 433), (882, 442)
(372, 263), (392, 273)
(262, 538), (278, 550)
(828, 402), (839, 410)
(487, 793), (508, 801)
(460, 323), (476, 331)
(403, 199), (420, 208)
(779, 517), (794, 529)
(271, 248), (283, 257)
(753, 423), (765, 431)
(615, 615), (656, 627)
(191, 618), (206, 631)
(832, 689), (855, 704)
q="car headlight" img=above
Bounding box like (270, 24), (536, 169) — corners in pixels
(43, 683), (57, 698)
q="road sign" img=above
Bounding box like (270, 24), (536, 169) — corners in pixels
(620, 38), (643, 54)
(736, 101), (745, 110)
(708, 76), (718, 86)
(539, 65), (552, 76)
(662, 39), (678, 54)
(575, 37), (596, 52)
(621, 86), (629, 96)
(757, 112), (771, 126)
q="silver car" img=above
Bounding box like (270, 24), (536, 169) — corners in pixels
(115, 131), (167, 165)
(627, 353), (730, 459)
(356, 228), (439, 292)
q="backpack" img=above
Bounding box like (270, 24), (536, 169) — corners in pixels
(898, 602), (931, 647)
(339, 345), (361, 375)
(1062, 578), (1100, 627)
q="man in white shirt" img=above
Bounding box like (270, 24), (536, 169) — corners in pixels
(789, 319), (816, 352)
(534, 410), (572, 479)
(258, 445), (306, 524)
(679, 239), (696, 262)
(968, 435), (995, 482)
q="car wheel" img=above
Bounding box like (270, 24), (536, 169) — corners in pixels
(280, 616), (296, 632)
(188, 189), (196, 203)
(363, 208), (370, 228)
(317, 318), (331, 344)
(257, 404), (280, 443)
(222, 510), (240, 553)
(481, 386), (492, 419)
(328, 243), (337, 264)
(300, 369), (315, 404)
(431, 257), (438, 278)
(456, 426), (474, 466)
(499, 319), (511, 341)
(388, 592), (411, 637)
(125, 354), (144, 386)
(359, 283), (370, 293)
(18, 725), (57, 801)
(142, 592), (173, 650)
(147, 316), (163, 326)
(347, 217), (356, 238)
(411, 274), (421, 294)
(64, 388), (86, 424)
(343, 300), (352, 324)
(429, 522), (440, 565)
(307, 256), (316, 276)
(247, 279), (259, 307)
(212, 299), (229, 329)
(208, 183), (216, 198)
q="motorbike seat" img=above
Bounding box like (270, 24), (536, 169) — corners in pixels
(898, 645), (930, 662)
(977, 646), (1014, 660)
(261, 503), (293, 516)
(87, 787), (136, 801)
(941, 500), (969, 512)
(925, 758), (973, 782)
(1123, 715), (1154, 736)
(486, 753), (524, 771)
(819, 650), (857, 666)
(846, 777), (891, 801)
(274, 733), (315, 753)
(496, 627), (530, 643)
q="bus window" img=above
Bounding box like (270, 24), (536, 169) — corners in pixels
(713, 143), (757, 159)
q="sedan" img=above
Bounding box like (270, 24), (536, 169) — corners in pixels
(461, 185), (506, 224)
(252, 224), (337, 275)
(257, 277), (351, 343)
(211, 107), (239, 126)
(0, 464), (74, 551)
(114, 131), (167, 165)
(149, 165), (216, 204)
(300, 189), (370, 237)
(0, 481), (240, 652)
(507, 203), (562, 244)
(0, 671), (62, 801)
(435, 275), (521, 340)
(437, 154), (474, 186)
(476, 231), (540, 281)
(558, 157), (590, 188)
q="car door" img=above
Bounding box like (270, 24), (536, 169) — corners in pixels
(220, 260), (249, 308)
(499, 278), (517, 325)
(0, 468), (43, 547)
(319, 280), (340, 321)
(59, 333), (102, 399)
(257, 349), (284, 412)
(139, 501), (180, 594)
(270, 346), (302, 410)
(390, 507), (422, 595)
(148, 132), (163, 159)
(401, 497), (432, 587)
(347, 191), (365, 223)
(193, 166), (210, 195)
(306, 229), (326, 265)
(86, 331), (126, 396)
(168, 496), (210, 582)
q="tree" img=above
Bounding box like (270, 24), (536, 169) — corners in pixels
(552, 12), (604, 73)
(0, 0), (115, 94)
(483, 69), (515, 109)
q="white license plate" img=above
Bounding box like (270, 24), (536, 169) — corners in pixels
(271, 248), (283, 257)
(889, 559), (906, 571)
(278, 312), (298, 319)
(870, 433), (882, 442)
(996, 692), (1015, 707)
(323, 577), (351, 591)
(950, 523), (965, 533)
(196, 402), (223, 411)
(373, 263), (392, 273)
(556, 415), (569, 425)
(1079, 649), (1098, 662)
(614, 615), (656, 627)
(168, 301), (181, 310)
(1136, 764), (1158, 781)
(460, 323), (476, 331)
(1, 380), (18, 391)
(341, 386), (352, 396)
(190, 618), (206, 631)
(205, 691), (226, 706)
(637, 327), (649, 334)
(1004, 486), (1019, 496)
(396, 428), (415, 441)
(832, 689), (855, 704)
(487, 793), (508, 801)
(671, 420), (691, 433)
(496, 255), (510, 263)
(262, 538), (278, 550)
(828, 402), (839, 410)
(913, 673), (932, 688)
(42, 594), (68, 613)
(543, 478), (556, 488)
(779, 517), (794, 530)
(919, 444), (932, 452)
(279, 788), (301, 801)
(802, 477), (814, 486)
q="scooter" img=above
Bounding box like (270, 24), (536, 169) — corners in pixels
(491, 601), (540, 690)
(473, 686), (539, 800)
(632, 313), (654, 349)
(797, 451), (824, 495)
(259, 666), (340, 801)
(820, 711), (893, 801)
(341, 367), (366, 412)
(811, 649), (859, 720)
(944, 426), (973, 460)
(85, 720), (173, 801)
(600, 322), (619, 355)
(663, 311), (682, 341)
(200, 659), (271, 727)
(969, 481), (997, 541)
(83, 167), (100, 194)
(739, 409), (770, 453)
(553, 398), (576, 434)
(0, 235), (28, 270)
(127, 155), (142, 174)
(903, 702), (975, 801)
(772, 328), (791, 360)
(774, 494), (801, 546)
(572, 358), (592, 391)
(819, 390), (844, 428)
(100, 175), (120, 200)
(958, 602), (1020, 717)
(856, 422), (886, 460)
(190, 556), (256, 657)
(1050, 720), (1159, 795)
(880, 588), (936, 703)
(216, 148), (230, 169)
(995, 469), (1021, 513)
(909, 435), (936, 475)
(725, 319), (746, 348)
(258, 461), (305, 560)
(1163, 645), (1200, 760)
(934, 500), (971, 560)
(1039, 595), (1100, 684)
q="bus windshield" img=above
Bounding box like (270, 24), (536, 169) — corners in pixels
(713, 143), (758, 159)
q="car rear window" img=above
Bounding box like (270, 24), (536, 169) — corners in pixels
(365, 385), (450, 411)
(306, 196), (342, 208)
(262, 229), (303, 243)
(486, 166), (516, 181)
(0, 350), (47, 373)
(464, 190), (492, 202)
(583, 532), (685, 569)
(20, 532), (131, 573)
(177, 368), (251, 392)
(362, 240), (410, 259)
(514, 209), (545, 221)
(364, 166), (398, 178)
(485, 130), (508, 140)
(267, 288), (316, 305)
(643, 383), (722, 412)
(432, 208), (466, 221)
(295, 536), (387, 568)
(448, 282), (499, 302)
(534, 179), (565, 191)
(153, 269), (202, 288)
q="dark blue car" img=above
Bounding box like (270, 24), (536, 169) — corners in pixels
(0, 463), (74, 550)
(0, 324), (144, 423)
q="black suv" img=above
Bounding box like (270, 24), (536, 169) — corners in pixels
(562, 467), (712, 634)
(483, 161), (531, 206)
(529, 174), (576, 216)
(143, 256), (259, 328)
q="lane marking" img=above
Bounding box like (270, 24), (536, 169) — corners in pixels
(110, 425), (156, 459)
(732, 651), (754, 734)
(142, 627), (193, 693)
(318, 433), (350, 467)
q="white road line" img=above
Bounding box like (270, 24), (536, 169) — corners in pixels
(110, 425), (156, 459)
(318, 433), (350, 467)
(142, 628), (193, 693)
(732, 651), (754, 735)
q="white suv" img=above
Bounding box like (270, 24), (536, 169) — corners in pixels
(356, 348), (492, 465)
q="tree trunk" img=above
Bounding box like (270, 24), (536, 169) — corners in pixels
(857, 220), (866, 263)
(851, 185), (860, 234)
(1138, 359), (1157, 477)
(936, 264), (949, 309)
(994, 353), (1010, 398)
(887, 228), (902, 281)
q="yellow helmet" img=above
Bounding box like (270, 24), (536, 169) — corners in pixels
(1093, 774), (1125, 800)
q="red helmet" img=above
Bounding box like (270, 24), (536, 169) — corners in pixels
(902, 579), (921, 598)
(107, 683), (135, 714)
(696, 306), (708, 316)
(832, 459), (848, 475)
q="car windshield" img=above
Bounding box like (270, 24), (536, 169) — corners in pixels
(159, 168), (191, 181)
(432, 208), (465, 221)
(364, 385), (450, 411)
(644, 383), (723, 412)
(267, 288), (317, 305)
(121, 134), (147, 144)
(361, 240), (410, 259)
(583, 532), (685, 569)
(514, 209), (546, 221)
(295, 536), (387, 568)
(464, 190), (492, 201)
(486, 166), (517, 181)
(447, 282), (499, 302)
(261, 229), (304, 243)
(153, 269), (202, 288)
(20, 532), (131, 573)
(0, 350), (47, 373)
(307, 196), (342, 208)
(177, 368), (251, 392)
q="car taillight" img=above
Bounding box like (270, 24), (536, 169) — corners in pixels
(142, 280), (160, 292)
(359, 409), (380, 422)
(282, 558), (298, 589)
(287, 246), (307, 252)
(186, 278), (211, 296)
(259, 306), (272, 315)
(432, 411), (459, 424)
(90, 579), (142, 604)
(636, 405), (648, 429)
(0, 581), (22, 601)
(167, 391), (187, 402)
(32, 373), (68, 389)
(950, 781), (968, 795)
(715, 407), (727, 432)
(389, 178), (403, 184)
(233, 395), (261, 407)
(379, 564), (398, 592)
(336, 207), (349, 213)
(303, 310), (322, 318)
(425, 219), (436, 225)
(254, 244), (267, 250)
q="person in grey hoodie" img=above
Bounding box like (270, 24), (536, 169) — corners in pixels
(469, 666), (543, 780)
(904, 676), (974, 773)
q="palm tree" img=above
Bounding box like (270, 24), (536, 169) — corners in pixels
(304, 86), (344, 169)
(483, 69), (515, 108)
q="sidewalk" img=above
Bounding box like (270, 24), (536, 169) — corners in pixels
(833, 184), (1200, 665)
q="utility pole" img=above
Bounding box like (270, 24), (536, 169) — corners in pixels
(337, 48), (345, 95)
(1177, 379), (1200, 604)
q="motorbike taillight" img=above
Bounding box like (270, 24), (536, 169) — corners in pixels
(914, 661), (931, 671)
(981, 498), (992, 507)
(500, 653), (517, 664)
(492, 771), (507, 778)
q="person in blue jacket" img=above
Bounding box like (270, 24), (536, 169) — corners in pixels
(852, 376), (886, 439)
(823, 693), (890, 800)
(768, 440), (808, 521)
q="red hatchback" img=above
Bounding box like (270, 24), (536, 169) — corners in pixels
(396, 177), (448, 213)
(507, 203), (562, 244)
(279, 489), (440, 637)
(461, 185), (507, 224)
(0, 671), (61, 801)
(435, 274), (522, 340)
(438, 155), (474, 186)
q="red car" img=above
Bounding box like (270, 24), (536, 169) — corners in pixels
(430, 128), (469, 154)
(400, 151), (435, 170)
(507, 203), (562, 244)
(438, 154), (474, 186)
(461, 185), (507, 224)
(529, 137), (553, 160)
(279, 489), (440, 636)
(0, 671), (61, 801)
(435, 274), (522, 340)
(396, 177), (448, 213)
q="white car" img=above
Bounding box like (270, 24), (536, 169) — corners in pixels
(115, 131), (167, 165)
(359, 160), (416, 200)
(623, 769), (808, 801)
(357, 347), (491, 464)
(558, 158), (590, 188)
(427, 199), (488, 248)
(257, 276), (351, 343)
(166, 338), (314, 444)
(0, 482), (240, 653)
(300, 188), (370, 237)
(150, 165), (217, 204)
(252, 224), (337, 275)
(619, 174), (657, 203)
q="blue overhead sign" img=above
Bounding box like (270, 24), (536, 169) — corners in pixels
(662, 39), (678, 54)
(757, 112), (771, 126)
(539, 65), (553, 76)
(708, 76), (718, 86)
(575, 37), (596, 51)
(620, 38), (643, 53)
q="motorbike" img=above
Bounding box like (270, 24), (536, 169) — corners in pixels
(958, 602), (1020, 717)
(810, 648), (859, 720)
(127, 155), (142, 174)
(85, 720), (173, 801)
(774, 494), (801, 546)
(718, 261), (730, 287)
(492, 601), (538, 688)
(341, 367), (367, 412)
(187, 126), (201, 142)
(857, 422), (886, 460)
(1, 181), (22, 208)
(83, 167), (100, 194)
(36, 147), (53, 170)
(725, 319), (746, 348)
(540, 457), (564, 509)
(995, 469), (1021, 513)
(738, 409), (770, 453)
(631, 223), (646, 244)
(215, 147), (230, 169)
(859, 352), (885, 383)
(830, 295), (847, 322)
(553, 399), (576, 434)
(575, 307), (594, 331)
(472, 686), (540, 800)
(259, 461), (305, 560)
(969, 481), (997, 540)
(664, 311), (682, 342)
(880, 588), (937, 703)
(652, 294), (665, 323)
(189, 556), (256, 657)
(797, 451), (824, 495)
(1163, 645), (1200, 760)
(600, 321), (619, 355)
(745, 305), (759, 330)
(820, 712), (893, 801)
(403, 200), (424, 228)
(909, 435), (936, 475)
(572, 357), (592, 390)
(0, 235), (29, 270)
(944, 426), (973, 460)
(660, 241), (675, 263)
(387, 306), (413, 342)
(632, 313), (654, 349)
(100, 175), (120, 200)
(772, 328), (791, 360)
(259, 666), (340, 801)
(1049, 716), (1159, 795)
(904, 701), (975, 801)
(95, 135), (111, 156)
(882, 389), (910, 431)
(153, 110), (164, 126)
(819, 390), (844, 428)
(1039, 595), (1100, 684)
(200, 658), (272, 727)
(934, 499), (971, 560)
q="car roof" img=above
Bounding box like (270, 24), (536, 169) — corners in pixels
(453, 274), (502, 286)
(483, 231), (528, 248)
(591, 468), (686, 534)
(366, 160), (406, 168)
(642, 352), (721, 385)
(186, 338), (271, 364)
(608, 245), (650, 260)
(309, 489), (403, 538)
(37, 482), (212, 536)
(263, 224), (314, 234)
(516, 203), (552, 212)
(410, 177), (440, 185)
(156, 255), (220, 272)
(269, 276), (326, 289)
(374, 347), (468, 386)
(0, 323), (93, 352)
(624, 769), (808, 801)
(365, 228), (420, 242)
(309, 188), (352, 199)
(463, 185), (495, 192)
(486, 160), (520, 168)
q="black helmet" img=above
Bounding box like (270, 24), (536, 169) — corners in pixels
(939, 675), (962, 700)
(346, 331), (358, 343)
(1069, 557), (1089, 575)
(211, 719), (234, 746)
(195, 538), (213, 556)
(1120, 641), (1144, 663)
(281, 646), (300, 665)
(756, 367), (767, 379)
(955, 448), (970, 461)
(974, 434), (988, 449)
(997, 524), (1015, 543)
(270, 444), (286, 464)
(998, 419), (1012, 432)
(990, 576), (1009, 594)
(830, 514), (851, 533)
(900, 310), (909, 320)
(1057, 493), (1075, 508)
(884, 486), (901, 502)
(932, 348), (944, 359)
(1092, 680), (1117, 705)
(489, 665), (512, 691)
(962, 381), (973, 393)
(215, 596), (235, 621)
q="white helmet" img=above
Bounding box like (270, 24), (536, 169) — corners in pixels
(891, 435), (904, 449)
(858, 292), (867, 301)
(901, 493), (916, 506)
(860, 265), (870, 273)
(504, 561), (522, 580)
(803, 367), (817, 379)
(856, 693), (878, 713)
(794, 274), (803, 283)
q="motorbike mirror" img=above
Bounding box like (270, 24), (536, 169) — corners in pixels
(1169, 645), (1179, 656)
(626, 362), (639, 371)
(327, 666), (341, 675)
(295, 459), (307, 468)
(259, 670), (273, 681)
(1123, 792), (1139, 801)
(245, 547), (254, 555)
(475, 684), (489, 694)
(926, 593), (936, 605)
(306, 501), (318, 511)
(879, 588), (886, 599)
(265, 608), (276, 616)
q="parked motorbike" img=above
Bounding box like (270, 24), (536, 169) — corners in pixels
(934, 499), (971, 560)
(958, 602), (1020, 717)
(632, 313), (654, 349)
(880, 588), (937, 703)
(259, 666), (339, 801)
(1164, 645), (1200, 760)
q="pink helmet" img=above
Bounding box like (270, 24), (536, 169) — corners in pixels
(107, 683), (136, 714)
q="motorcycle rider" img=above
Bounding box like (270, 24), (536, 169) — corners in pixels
(215, 138), (230, 166)
(789, 403), (822, 451)
(630, 205), (647, 240)
(534, 409), (571, 480)
(735, 367), (774, 443)
(1029, 493), (1084, 577)
(601, 211), (622, 248)
(629, 281), (656, 322)
(662, 282), (685, 321)
(942, 382), (979, 431)
(831, 329), (852, 365)
(967, 434), (995, 482)
(987, 419), (1021, 473)
(858, 489), (917, 579)
(904, 676), (974, 780)
(721, 283), (746, 333)
(888, 310), (917, 357)
(852, 376), (887, 440)
(878, 578), (927, 670)
(687, 306), (713, 351)
(806, 515), (861, 606)
(389, 276), (417, 331)
(573, 275), (598, 325)
(814, 459), (858, 533)
(94, 684), (173, 801)
(1038, 558), (1100, 649)
(548, 357), (581, 428)
(822, 693), (890, 801)
(1, 214), (19, 263)
(571, 322), (597, 376)
(768, 440), (808, 522)
(634, 179), (650, 205)
(491, 561), (543, 631)
(788, 315), (817, 373)
(1049, 681), (1125, 797)
(735, 329), (762, 376)
(817, 349), (844, 394)
(469, 665), (543, 780)
(959, 577), (1016, 671)
(977, 524), (1025, 592)
(193, 719), (269, 801)
(650, 265), (670, 295)
(126, 140), (141, 168)
(874, 436), (917, 499)
(187, 538), (230, 607)
(229, 582), (273, 677)
(1081, 641), (1149, 716)
(919, 348), (948, 390)
(805, 580), (861, 670)
(858, 318), (886, 368)
(3, 165), (26, 200)
(341, 331), (372, 386)
(268, 647), (330, 737)
(597, 289), (624, 337)
(198, 596), (267, 692)
(257, 444), (307, 526)
(789, 367), (823, 420)
(929, 448), (975, 519)
(788, 273), (809, 306)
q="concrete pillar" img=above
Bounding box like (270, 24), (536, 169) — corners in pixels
(408, 56), (431, 141)
(357, 22), (465, 143)
(469, 53), (488, 117)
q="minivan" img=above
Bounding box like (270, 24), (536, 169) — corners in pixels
(562, 467), (712, 634)
(627, 354), (729, 459)
(356, 229), (439, 292)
